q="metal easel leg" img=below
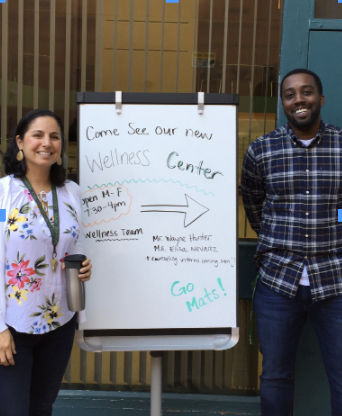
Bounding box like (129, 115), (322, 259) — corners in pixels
(150, 351), (163, 416)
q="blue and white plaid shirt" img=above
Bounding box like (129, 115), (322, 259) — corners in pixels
(241, 121), (342, 302)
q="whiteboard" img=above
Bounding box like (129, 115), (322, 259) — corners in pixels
(76, 93), (239, 351)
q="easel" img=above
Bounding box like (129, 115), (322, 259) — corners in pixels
(150, 351), (163, 416)
(76, 92), (240, 416)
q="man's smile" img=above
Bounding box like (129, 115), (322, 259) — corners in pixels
(293, 107), (310, 118)
(294, 108), (309, 114)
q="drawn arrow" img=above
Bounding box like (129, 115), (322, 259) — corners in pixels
(141, 194), (209, 227)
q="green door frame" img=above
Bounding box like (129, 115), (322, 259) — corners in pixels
(277, 0), (342, 127)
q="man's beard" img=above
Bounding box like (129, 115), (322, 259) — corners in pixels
(287, 106), (321, 131)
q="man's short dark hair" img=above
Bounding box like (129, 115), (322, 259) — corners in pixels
(280, 69), (323, 100)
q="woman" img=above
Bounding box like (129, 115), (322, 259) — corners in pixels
(0, 109), (92, 416)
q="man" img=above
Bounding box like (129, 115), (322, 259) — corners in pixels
(241, 68), (342, 416)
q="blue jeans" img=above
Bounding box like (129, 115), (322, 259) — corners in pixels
(0, 313), (77, 416)
(254, 280), (342, 416)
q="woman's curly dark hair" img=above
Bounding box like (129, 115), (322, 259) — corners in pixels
(3, 109), (67, 187)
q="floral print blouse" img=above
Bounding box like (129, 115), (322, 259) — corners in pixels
(4, 178), (80, 334)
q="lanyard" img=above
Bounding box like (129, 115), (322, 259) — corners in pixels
(22, 177), (59, 258)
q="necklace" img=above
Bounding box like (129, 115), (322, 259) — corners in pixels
(22, 177), (60, 272)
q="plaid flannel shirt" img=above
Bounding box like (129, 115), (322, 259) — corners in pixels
(241, 121), (342, 302)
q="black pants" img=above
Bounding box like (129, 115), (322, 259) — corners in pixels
(0, 313), (77, 416)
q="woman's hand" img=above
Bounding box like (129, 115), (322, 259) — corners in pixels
(0, 329), (16, 366)
(61, 258), (92, 282)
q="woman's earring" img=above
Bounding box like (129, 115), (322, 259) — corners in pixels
(57, 157), (62, 166)
(16, 150), (24, 161)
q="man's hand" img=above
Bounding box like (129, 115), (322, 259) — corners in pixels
(0, 328), (16, 366)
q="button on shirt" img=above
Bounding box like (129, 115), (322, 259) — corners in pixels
(241, 121), (342, 302)
(298, 137), (315, 286)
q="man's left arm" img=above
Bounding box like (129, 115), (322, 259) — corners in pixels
(240, 145), (265, 236)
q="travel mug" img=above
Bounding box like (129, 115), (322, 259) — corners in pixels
(63, 254), (87, 312)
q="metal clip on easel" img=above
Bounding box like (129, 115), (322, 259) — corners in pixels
(198, 92), (205, 115)
(115, 91), (122, 115)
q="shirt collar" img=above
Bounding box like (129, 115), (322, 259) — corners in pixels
(286, 120), (325, 147)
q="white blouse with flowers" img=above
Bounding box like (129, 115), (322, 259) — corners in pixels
(4, 177), (80, 334)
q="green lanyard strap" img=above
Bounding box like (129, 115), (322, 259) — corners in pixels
(249, 273), (259, 347)
(22, 177), (59, 255)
